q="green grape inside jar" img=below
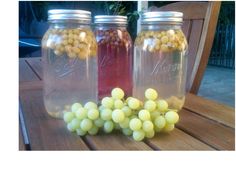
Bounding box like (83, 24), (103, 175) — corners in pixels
(42, 10), (98, 118)
(133, 11), (188, 111)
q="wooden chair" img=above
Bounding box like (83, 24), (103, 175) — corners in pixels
(157, 1), (221, 94)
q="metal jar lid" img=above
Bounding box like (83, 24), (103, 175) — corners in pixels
(94, 15), (127, 25)
(141, 11), (183, 24)
(48, 9), (91, 23)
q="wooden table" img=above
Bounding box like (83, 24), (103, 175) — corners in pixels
(19, 57), (235, 150)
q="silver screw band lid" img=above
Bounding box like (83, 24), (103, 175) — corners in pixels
(141, 11), (183, 24)
(48, 9), (91, 23)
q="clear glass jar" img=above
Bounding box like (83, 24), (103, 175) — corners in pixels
(133, 11), (188, 111)
(94, 16), (133, 99)
(42, 10), (97, 118)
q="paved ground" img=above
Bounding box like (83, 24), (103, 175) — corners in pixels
(198, 65), (235, 107)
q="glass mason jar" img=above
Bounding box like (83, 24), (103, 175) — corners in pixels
(133, 11), (188, 111)
(42, 10), (98, 118)
(94, 16), (133, 99)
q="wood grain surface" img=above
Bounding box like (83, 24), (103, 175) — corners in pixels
(178, 109), (235, 150)
(185, 94), (235, 128)
(145, 128), (215, 150)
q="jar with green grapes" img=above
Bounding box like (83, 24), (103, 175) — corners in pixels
(42, 10), (97, 118)
(133, 11), (188, 111)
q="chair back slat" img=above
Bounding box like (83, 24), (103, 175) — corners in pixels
(157, 2), (221, 93)
(182, 20), (192, 42)
(157, 2), (208, 20)
(186, 19), (204, 90)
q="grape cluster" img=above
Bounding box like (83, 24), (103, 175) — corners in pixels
(135, 29), (187, 52)
(95, 29), (132, 48)
(63, 88), (179, 141)
(42, 28), (97, 60)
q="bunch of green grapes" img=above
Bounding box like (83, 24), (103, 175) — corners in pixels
(64, 101), (100, 136)
(63, 87), (180, 141)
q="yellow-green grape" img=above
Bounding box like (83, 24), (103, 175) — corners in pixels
(67, 123), (75, 132)
(101, 97), (114, 109)
(100, 108), (112, 121)
(145, 88), (158, 100)
(128, 98), (140, 110)
(133, 130), (145, 141)
(68, 38), (74, 45)
(154, 116), (166, 129)
(98, 105), (106, 111)
(68, 52), (77, 59)
(112, 109), (125, 123)
(75, 108), (88, 120)
(76, 128), (86, 136)
(156, 100), (168, 112)
(119, 117), (130, 129)
(84, 101), (98, 110)
(121, 106), (132, 117)
(148, 46), (154, 52)
(87, 109), (99, 120)
(142, 120), (154, 132)
(138, 109), (151, 121)
(161, 35), (168, 44)
(163, 124), (175, 132)
(70, 118), (81, 130)
(88, 126), (99, 135)
(103, 120), (114, 133)
(150, 110), (161, 120)
(63, 112), (75, 123)
(114, 99), (124, 109)
(145, 130), (155, 138)
(139, 100), (144, 108)
(144, 100), (156, 112)
(80, 118), (93, 131)
(165, 111), (179, 124)
(94, 118), (105, 128)
(71, 103), (82, 112)
(125, 97), (132, 103)
(167, 29), (175, 36)
(129, 118), (142, 131)
(122, 128), (133, 136)
(111, 87), (124, 100)
(47, 109), (58, 118)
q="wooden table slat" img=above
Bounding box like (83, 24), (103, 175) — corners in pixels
(20, 80), (43, 91)
(178, 109), (235, 150)
(25, 57), (43, 80)
(185, 93), (235, 128)
(145, 128), (214, 150)
(19, 59), (40, 82)
(20, 89), (89, 150)
(84, 133), (153, 150)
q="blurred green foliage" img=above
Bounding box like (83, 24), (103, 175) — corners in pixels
(101, 1), (139, 39)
